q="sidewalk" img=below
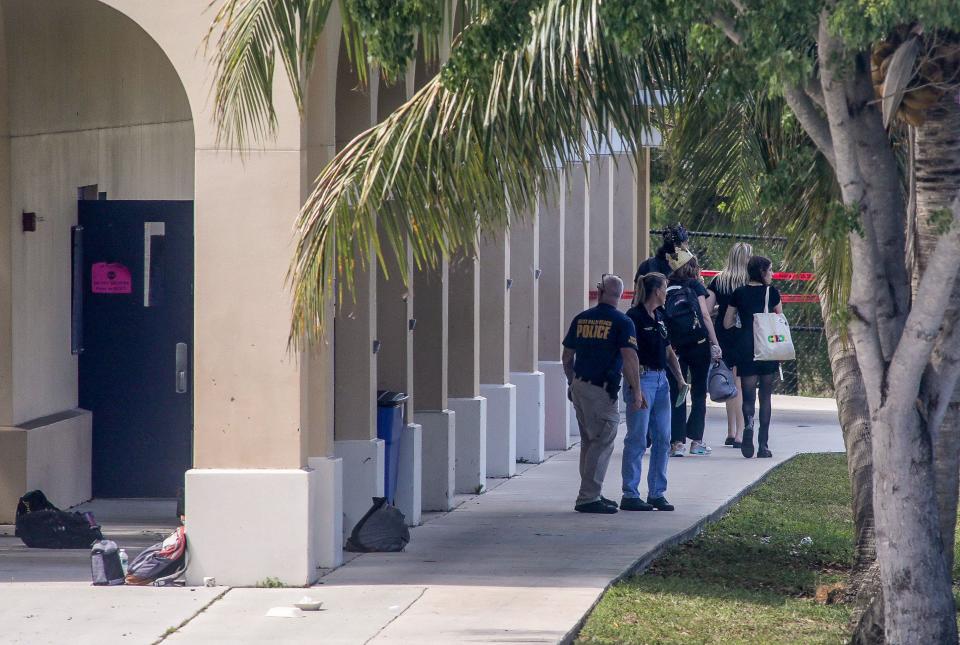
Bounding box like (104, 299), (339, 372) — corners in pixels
(2, 397), (843, 644)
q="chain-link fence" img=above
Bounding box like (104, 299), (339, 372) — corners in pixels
(650, 229), (834, 398)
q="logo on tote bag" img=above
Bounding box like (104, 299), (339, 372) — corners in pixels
(767, 334), (787, 343)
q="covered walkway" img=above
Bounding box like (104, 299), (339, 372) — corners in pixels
(1, 397), (842, 644)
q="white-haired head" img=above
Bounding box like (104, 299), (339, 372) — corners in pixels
(598, 274), (624, 306)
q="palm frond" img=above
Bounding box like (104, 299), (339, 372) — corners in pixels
(289, 0), (685, 345)
(206, 0), (337, 148)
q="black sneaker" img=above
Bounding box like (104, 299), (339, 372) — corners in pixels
(757, 446), (773, 458)
(732, 441), (742, 448)
(741, 426), (755, 459)
(724, 437), (736, 446)
(575, 500), (618, 514)
(620, 496), (654, 511)
(646, 496), (675, 511)
(600, 496), (619, 509)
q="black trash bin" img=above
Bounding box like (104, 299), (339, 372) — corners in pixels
(376, 390), (408, 504)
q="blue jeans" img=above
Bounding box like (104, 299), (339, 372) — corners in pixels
(621, 370), (672, 499)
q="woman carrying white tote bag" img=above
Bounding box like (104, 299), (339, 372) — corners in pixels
(752, 286), (796, 361)
(723, 256), (792, 460)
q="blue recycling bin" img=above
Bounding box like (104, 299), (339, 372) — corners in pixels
(376, 390), (408, 504)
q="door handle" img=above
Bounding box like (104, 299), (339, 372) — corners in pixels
(175, 343), (188, 394)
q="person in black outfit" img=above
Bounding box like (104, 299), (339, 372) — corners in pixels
(707, 242), (752, 447)
(621, 272), (687, 511)
(665, 251), (722, 456)
(634, 224), (690, 285)
(724, 255), (782, 459)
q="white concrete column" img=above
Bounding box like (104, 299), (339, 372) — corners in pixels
(537, 182), (572, 450)
(564, 163), (590, 440)
(479, 231), (516, 477)
(376, 233), (421, 525)
(374, 69), (422, 525)
(509, 211), (545, 464)
(413, 264), (456, 511)
(637, 147), (652, 265)
(587, 154), (613, 283)
(332, 62), (381, 536)
(611, 152), (638, 287)
(448, 250), (487, 494)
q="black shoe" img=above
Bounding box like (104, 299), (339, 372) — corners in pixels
(646, 496), (675, 511)
(600, 496), (619, 509)
(620, 496), (654, 511)
(724, 437), (736, 446)
(757, 446), (773, 458)
(741, 426), (755, 459)
(732, 441), (742, 448)
(575, 500), (618, 514)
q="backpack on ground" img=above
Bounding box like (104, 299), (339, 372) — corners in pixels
(125, 526), (187, 586)
(345, 497), (410, 553)
(708, 360), (738, 402)
(91, 540), (125, 586)
(15, 490), (103, 549)
(664, 285), (708, 351)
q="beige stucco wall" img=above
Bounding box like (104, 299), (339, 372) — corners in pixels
(2, 0), (193, 424)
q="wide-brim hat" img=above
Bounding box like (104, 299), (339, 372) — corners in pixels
(668, 248), (696, 271)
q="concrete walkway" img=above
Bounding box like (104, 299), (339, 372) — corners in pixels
(1, 396), (842, 644)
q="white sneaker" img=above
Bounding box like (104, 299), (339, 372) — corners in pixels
(670, 442), (685, 457)
(689, 441), (711, 456)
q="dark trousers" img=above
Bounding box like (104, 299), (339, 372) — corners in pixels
(667, 342), (711, 443)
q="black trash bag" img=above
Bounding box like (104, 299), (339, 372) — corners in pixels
(15, 490), (102, 549)
(91, 540), (125, 586)
(345, 497), (410, 553)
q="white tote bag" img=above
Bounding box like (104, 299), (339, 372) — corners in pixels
(752, 287), (796, 361)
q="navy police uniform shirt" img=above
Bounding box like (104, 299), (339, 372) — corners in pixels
(563, 303), (638, 385)
(626, 305), (669, 370)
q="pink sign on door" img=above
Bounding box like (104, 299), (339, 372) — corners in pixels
(91, 262), (132, 294)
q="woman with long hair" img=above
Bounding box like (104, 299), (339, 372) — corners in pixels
(708, 242), (752, 447)
(664, 252), (723, 456)
(620, 273), (686, 511)
(723, 255), (782, 458)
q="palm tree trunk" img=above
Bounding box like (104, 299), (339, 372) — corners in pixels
(913, 92), (960, 573)
(817, 271), (882, 643)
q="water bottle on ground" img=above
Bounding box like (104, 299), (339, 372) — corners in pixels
(119, 548), (129, 575)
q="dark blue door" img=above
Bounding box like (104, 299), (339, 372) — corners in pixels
(78, 200), (193, 498)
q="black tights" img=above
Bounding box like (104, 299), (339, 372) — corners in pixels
(741, 373), (775, 447)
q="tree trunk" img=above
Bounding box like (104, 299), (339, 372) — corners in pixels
(914, 92), (960, 573)
(815, 22), (958, 642)
(821, 301), (884, 643)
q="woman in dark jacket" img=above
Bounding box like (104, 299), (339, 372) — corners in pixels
(665, 251), (722, 457)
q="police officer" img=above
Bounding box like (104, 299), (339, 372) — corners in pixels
(562, 274), (644, 514)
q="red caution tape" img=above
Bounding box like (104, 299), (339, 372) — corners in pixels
(588, 290), (820, 303)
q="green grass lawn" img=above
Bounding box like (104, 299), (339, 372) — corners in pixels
(577, 453), (854, 644)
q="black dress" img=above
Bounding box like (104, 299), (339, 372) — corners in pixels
(729, 284), (782, 377)
(708, 277), (739, 370)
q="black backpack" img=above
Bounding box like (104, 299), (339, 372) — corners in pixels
(15, 490), (103, 549)
(664, 284), (708, 351)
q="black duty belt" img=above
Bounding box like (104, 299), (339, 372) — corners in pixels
(575, 376), (608, 388)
